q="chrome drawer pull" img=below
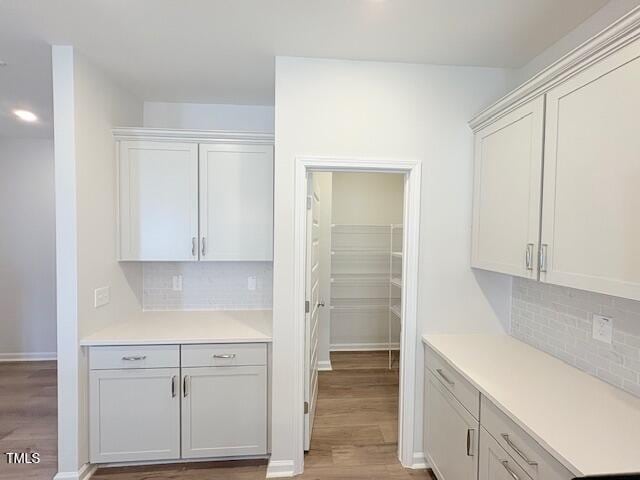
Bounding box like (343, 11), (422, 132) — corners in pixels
(436, 368), (455, 386)
(183, 375), (189, 397)
(501, 434), (538, 466)
(501, 461), (520, 480)
(466, 428), (475, 456)
(525, 243), (534, 271)
(122, 355), (146, 361)
(212, 354), (236, 359)
(171, 375), (177, 398)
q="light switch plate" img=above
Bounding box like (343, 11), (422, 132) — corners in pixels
(94, 286), (110, 308)
(248, 276), (257, 291)
(592, 314), (613, 344)
(172, 275), (183, 292)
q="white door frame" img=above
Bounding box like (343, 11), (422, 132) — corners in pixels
(292, 155), (422, 473)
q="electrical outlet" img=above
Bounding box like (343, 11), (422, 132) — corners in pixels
(248, 276), (257, 291)
(94, 286), (110, 308)
(172, 275), (183, 292)
(592, 314), (613, 344)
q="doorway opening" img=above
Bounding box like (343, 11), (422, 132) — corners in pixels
(304, 171), (405, 474)
(293, 155), (422, 476)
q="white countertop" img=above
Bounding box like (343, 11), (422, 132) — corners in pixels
(81, 310), (272, 346)
(423, 334), (640, 477)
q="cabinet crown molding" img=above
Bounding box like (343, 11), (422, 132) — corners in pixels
(469, 5), (640, 132)
(112, 127), (274, 144)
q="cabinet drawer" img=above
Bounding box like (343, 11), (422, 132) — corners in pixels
(479, 426), (533, 480)
(425, 344), (480, 419)
(90, 345), (179, 370)
(481, 397), (573, 480)
(181, 343), (267, 367)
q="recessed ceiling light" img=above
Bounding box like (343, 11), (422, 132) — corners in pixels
(13, 109), (38, 122)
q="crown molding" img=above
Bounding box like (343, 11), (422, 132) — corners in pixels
(469, 6), (640, 132)
(112, 127), (274, 144)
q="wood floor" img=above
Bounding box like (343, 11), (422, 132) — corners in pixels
(0, 361), (58, 480)
(0, 352), (434, 480)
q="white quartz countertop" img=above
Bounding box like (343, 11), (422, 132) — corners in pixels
(423, 334), (640, 477)
(81, 310), (272, 346)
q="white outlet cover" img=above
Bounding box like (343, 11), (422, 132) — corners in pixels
(248, 276), (257, 291)
(172, 275), (183, 291)
(94, 286), (110, 308)
(592, 314), (613, 344)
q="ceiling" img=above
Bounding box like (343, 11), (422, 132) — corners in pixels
(0, 0), (611, 138)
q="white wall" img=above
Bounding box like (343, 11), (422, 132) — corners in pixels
(507, 0), (640, 88)
(52, 46), (144, 479)
(0, 138), (56, 360)
(143, 101), (274, 132)
(272, 56), (512, 474)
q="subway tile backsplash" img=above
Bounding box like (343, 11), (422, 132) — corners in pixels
(143, 262), (273, 311)
(511, 277), (640, 398)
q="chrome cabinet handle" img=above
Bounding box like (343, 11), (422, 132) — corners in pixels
(122, 355), (146, 361)
(501, 434), (538, 466)
(539, 244), (548, 273)
(317, 300), (325, 308)
(466, 429), (475, 456)
(171, 375), (176, 398)
(212, 354), (236, 359)
(525, 243), (534, 271)
(501, 461), (521, 480)
(201, 237), (207, 257)
(436, 368), (455, 386)
(183, 375), (189, 397)
(192, 237), (197, 257)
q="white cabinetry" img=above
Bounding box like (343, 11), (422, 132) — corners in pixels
(469, 16), (640, 301)
(199, 143), (273, 261)
(182, 365), (267, 458)
(118, 141), (199, 261)
(89, 346), (181, 463)
(471, 97), (544, 278)
(424, 369), (478, 480)
(115, 130), (274, 262)
(479, 427), (532, 480)
(540, 41), (640, 300)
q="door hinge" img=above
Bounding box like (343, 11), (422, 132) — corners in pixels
(304, 401), (309, 414)
(306, 195), (312, 210)
(305, 300), (310, 313)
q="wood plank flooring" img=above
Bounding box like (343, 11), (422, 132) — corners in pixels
(0, 361), (57, 480)
(0, 353), (435, 480)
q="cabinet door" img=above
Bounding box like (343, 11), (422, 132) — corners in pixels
(424, 369), (478, 480)
(471, 97), (544, 278)
(118, 141), (199, 261)
(541, 41), (640, 300)
(89, 368), (180, 463)
(182, 365), (267, 458)
(479, 427), (533, 480)
(199, 144), (273, 261)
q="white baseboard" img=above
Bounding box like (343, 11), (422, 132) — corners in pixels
(330, 342), (400, 352)
(266, 459), (296, 478)
(0, 352), (56, 362)
(54, 463), (96, 480)
(410, 452), (428, 469)
(317, 360), (332, 371)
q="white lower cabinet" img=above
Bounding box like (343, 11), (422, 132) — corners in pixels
(479, 427), (532, 480)
(89, 368), (181, 463)
(424, 369), (478, 480)
(89, 343), (268, 465)
(181, 365), (267, 458)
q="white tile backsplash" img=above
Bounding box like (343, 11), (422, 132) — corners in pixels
(511, 278), (640, 398)
(143, 262), (273, 311)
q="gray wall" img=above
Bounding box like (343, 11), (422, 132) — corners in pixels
(0, 137), (56, 360)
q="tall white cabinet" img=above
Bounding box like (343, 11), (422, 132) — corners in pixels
(469, 17), (640, 302)
(115, 129), (274, 262)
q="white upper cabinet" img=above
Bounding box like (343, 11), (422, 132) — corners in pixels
(118, 141), (199, 261)
(540, 40), (640, 300)
(471, 97), (544, 278)
(115, 130), (274, 262)
(199, 144), (273, 261)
